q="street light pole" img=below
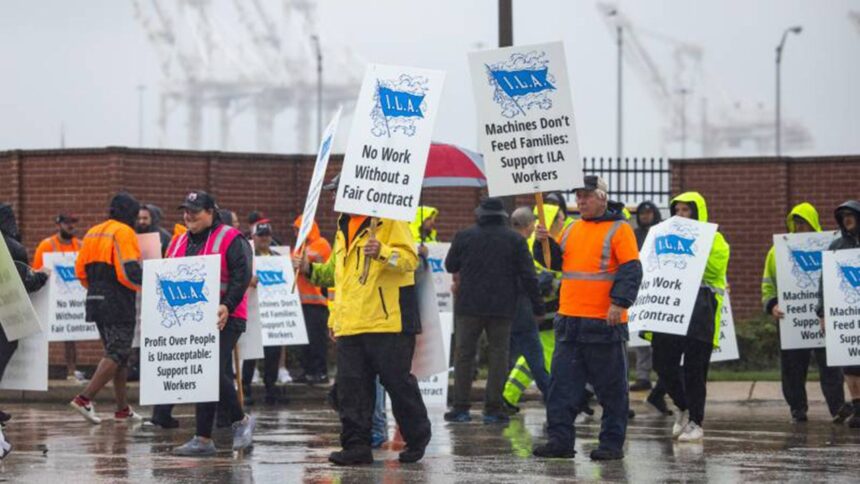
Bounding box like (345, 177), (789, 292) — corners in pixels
(311, 35), (323, 143)
(137, 84), (145, 147)
(775, 25), (802, 157)
(616, 24), (623, 162)
(678, 88), (690, 158)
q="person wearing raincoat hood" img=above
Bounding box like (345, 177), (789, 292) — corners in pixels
(651, 192), (729, 443)
(817, 200), (860, 429)
(762, 202), (851, 424)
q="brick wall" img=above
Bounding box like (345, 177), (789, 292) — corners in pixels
(3, 147), (857, 367)
(0, 147), (488, 367)
(671, 156), (860, 321)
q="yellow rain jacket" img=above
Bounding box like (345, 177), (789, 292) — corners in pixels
(310, 215), (419, 337)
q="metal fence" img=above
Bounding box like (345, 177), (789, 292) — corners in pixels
(566, 157), (671, 208)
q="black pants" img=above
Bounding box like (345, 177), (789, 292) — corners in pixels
(652, 333), (713, 426)
(242, 345), (282, 397)
(0, 326), (18, 381)
(299, 305), (329, 377)
(196, 326), (245, 438)
(452, 314), (512, 415)
(336, 332), (430, 451)
(781, 347), (845, 416)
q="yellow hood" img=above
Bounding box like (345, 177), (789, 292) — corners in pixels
(785, 202), (822, 233)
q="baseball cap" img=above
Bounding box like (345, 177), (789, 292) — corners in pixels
(178, 191), (218, 212)
(574, 175), (609, 194)
(254, 223), (273, 236)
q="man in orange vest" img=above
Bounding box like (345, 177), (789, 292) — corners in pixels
(70, 193), (144, 424)
(292, 215), (332, 384)
(33, 213), (85, 383)
(532, 176), (642, 461)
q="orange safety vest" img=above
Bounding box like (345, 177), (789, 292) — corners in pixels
(33, 234), (82, 270)
(557, 218), (639, 321)
(292, 216), (333, 306)
(75, 219), (142, 291)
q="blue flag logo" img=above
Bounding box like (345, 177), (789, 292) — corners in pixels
(490, 67), (554, 98)
(791, 250), (822, 272)
(427, 257), (444, 273)
(159, 280), (208, 308)
(655, 234), (695, 256)
(840, 265), (860, 288)
(55, 265), (78, 283)
(378, 86), (425, 118)
(257, 270), (287, 286)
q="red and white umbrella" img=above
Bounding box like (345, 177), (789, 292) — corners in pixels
(423, 143), (486, 188)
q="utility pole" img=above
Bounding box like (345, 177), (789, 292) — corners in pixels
(498, 0), (514, 213)
(775, 26), (802, 157)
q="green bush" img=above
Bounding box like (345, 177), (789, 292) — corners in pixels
(711, 316), (781, 371)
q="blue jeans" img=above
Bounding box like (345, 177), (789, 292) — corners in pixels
(372, 377), (387, 438)
(545, 317), (628, 452)
(509, 328), (550, 399)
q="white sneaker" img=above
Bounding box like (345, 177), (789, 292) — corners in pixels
(277, 368), (291, 384)
(114, 406), (144, 422)
(252, 368), (261, 384)
(672, 409), (689, 438)
(677, 421), (704, 442)
(70, 397), (102, 424)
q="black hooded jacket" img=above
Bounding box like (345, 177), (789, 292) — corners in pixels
(634, 200), (662, 249)
(0, 203), (48, 293)
(137, 204), (172, 256)
(446, 213), (545, 319)
(816, 200), (860, 317)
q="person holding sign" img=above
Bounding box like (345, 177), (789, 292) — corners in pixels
(242, 222), (290, 404)
(530, 176), (642, 461)
(0, 204), (50, 443)
(817, 200), (860, 429)
(409, 206), (438, 255)
(651, 192), (729, 442)
(503, 203), (565, 412)
(33, 213), (85, 384)
(298, 190), (431, 466)
(155, 191), (256, 456)
(69, 193), (144, 424)
(762, 202), (851, 423)
(291, 216), (332, 385)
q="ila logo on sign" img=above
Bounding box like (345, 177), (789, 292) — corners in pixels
(256, 270), (286, 286)
(156, 264), (209, 329)
(486, 51), (555, 118)
(371, 76), (429, 138)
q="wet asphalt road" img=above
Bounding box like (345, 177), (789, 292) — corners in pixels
(0, 400), (857, 483)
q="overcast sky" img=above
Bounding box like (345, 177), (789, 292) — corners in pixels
(0, 0), (858, 159)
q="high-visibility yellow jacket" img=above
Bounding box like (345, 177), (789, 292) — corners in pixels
(310, 215), (419, 337)
(670, 192), (730, 347)
(409, 206), (438, 243)
(761, 202), (821, 313)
